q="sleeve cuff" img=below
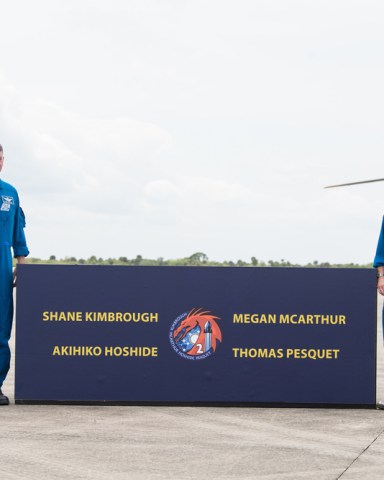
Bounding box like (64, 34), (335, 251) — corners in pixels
(13, 247), (30, 258)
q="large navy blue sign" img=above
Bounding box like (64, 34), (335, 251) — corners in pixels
(15, 265), (376, 406)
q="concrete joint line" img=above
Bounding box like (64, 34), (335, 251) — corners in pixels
(336, 427), (384, 479)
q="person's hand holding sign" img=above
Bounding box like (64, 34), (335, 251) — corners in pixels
(377, 268), (384, 296)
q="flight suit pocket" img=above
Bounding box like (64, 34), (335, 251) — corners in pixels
(0, 210), (10, 226)
(19, 208), (26, 227)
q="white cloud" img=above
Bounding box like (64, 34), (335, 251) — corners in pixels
(0, 1), (383, 263)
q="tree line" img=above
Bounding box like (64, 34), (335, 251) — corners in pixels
(25, 252), (372, 268)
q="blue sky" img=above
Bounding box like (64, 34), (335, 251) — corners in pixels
(0, 0), (383, 263)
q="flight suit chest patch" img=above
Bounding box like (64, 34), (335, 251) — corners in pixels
(1, 196), (14, 212)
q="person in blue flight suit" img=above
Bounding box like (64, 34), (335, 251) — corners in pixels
(0, 144), (29, 405)
(374, 216), (384, 409)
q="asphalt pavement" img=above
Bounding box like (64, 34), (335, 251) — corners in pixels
(1, 297), (384, 480)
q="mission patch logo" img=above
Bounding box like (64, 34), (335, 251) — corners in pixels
(1, 195), (14, 212)
(169, 308), (222, 360)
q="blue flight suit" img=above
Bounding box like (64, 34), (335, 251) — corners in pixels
(374, 216), (384, 336)
(374, 216), (384, 268)
(0, 179), (29, 388)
